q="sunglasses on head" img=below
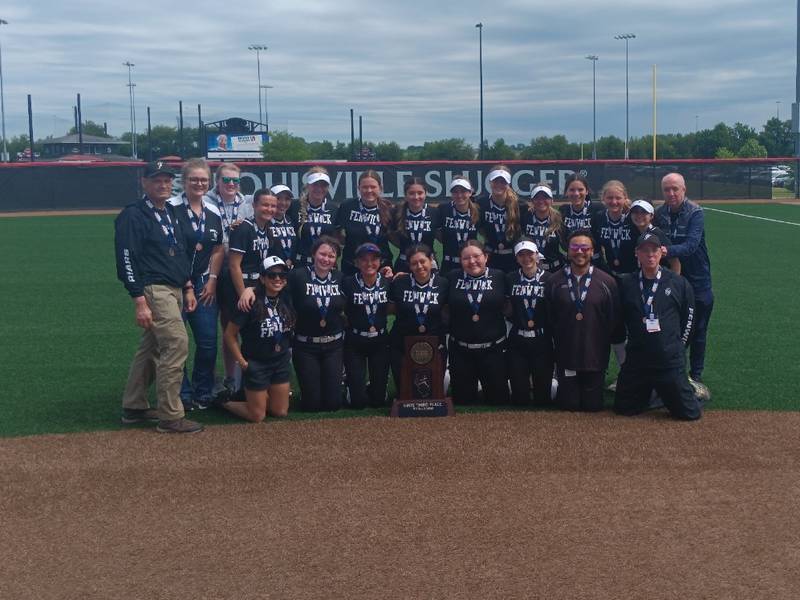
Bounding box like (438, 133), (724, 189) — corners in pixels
(221, 176), (241, 184)
(264, 271), (288, 280)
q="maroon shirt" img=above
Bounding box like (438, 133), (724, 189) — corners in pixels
(544, 266), (621, 372)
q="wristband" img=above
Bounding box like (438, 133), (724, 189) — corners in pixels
(209, 273), (218, 280)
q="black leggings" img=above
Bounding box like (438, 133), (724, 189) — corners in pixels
(448, 341), (509, 406)
(292, 340), (344, 412)
(556, 369), (605, 412)
(508, 336), (554, 407)
(344, 334), (390, 409)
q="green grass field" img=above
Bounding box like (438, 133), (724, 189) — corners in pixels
(1, 204), (798, 437)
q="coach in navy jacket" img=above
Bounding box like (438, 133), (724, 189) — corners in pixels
(114, 161), (202, 434)
(654, 172), (713, 383)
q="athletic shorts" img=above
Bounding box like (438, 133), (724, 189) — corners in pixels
(242, 353), (291, 391)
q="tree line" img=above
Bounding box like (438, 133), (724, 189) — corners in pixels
(5, 116), (794, 162)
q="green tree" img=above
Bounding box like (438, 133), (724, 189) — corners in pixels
(695, 123), (734, 158)
(374, 141), (404, 161)
(521, 135), (578, 160)
(417, 138), (475, 160)
(596, 135), (625, 159)
(736, 138), (768, 158)
(68, 120), (111, 137)
(483, 138), (518, 160)
(8, 134), (31, 159)
(731, 122), (757, 152)
(715, 147), (735, 159)
(759, 118), (793, 157)
(263, 130), (311, 161)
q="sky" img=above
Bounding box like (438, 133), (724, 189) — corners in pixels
(0, 0), (796, 147)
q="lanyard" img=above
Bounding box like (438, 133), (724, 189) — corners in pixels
(217, 197), (240, 233)
(464, 272), (488, 320)
(307, 199), (328, 238)
(309, 267), (333, 324)
(530, 216), (550, 249)
(452, 204), (472, 245)
(565, 265), (593, 318)
(491, 203), (506, 241)
(145, 199), (177, 247)
(271, 216), (294, 257)
(183, 195), (205, 242)
(411, 276), (434, 331)
(519, 269), (543, 324)
(359, 200), (380, 241)
(639, 268), (662, 319)
(356, 273), (382, 328)
(406, 205), (427, 243)
(605, 211), (625, 261)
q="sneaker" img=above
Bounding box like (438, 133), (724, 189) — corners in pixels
(606, 381), (618, 392)
(156, 418), (204, 434)
(121, 408), (159, 424)
(223, 377), (237, 392)
(181, 396), (196, 412)
(194, 394), (213, 410)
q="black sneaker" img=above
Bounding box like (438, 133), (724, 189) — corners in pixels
(156, 418), (204, 434)
(121, 408), (159, 424)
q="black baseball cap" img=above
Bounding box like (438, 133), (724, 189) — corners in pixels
(143, 161), (176, 178)
(636, 232), (661, 249)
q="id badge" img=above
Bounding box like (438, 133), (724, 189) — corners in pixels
(645, 317), (661, 333)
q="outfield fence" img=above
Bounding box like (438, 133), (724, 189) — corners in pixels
(0, 157), (791, 212)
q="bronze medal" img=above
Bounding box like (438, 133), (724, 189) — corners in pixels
(418, 325), (426, 333)
(472, 314), (480, 322)
(497, 243), (505, 251)
(274, 344), (282, 353)
(369, 326), (377, 333)
(320, 319), (327, 328)
(168, 247), (175, 256)
(196, 242), (203, 252)
(575, 312), (584, 321)
(527, 319), (535, 329)
(613, 259), (620, 267)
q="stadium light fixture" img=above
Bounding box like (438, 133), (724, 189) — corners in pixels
(248, 45), (268, 126)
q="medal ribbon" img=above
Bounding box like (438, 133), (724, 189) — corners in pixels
(453, 205), (471, 246)
(411, 277), (433, 329)
(309, 267), (332, 322)
(307, 200), (327, 239)
(360, 201), (380, 242)
(530, 216), (549, 249)
(356, 273), (381, 328)
(464, 272), (487, 318)
(272, 217), (294, 259)
(491, 204), (506, 245)
(145, 199), (177, 247)
(606, 211), (624, 264)
(565, 265), (593, 315)
(217, 197), (240, 234)
(639, 268), (662, 319)
(406, 206), (427, 244)
(183, 195), (205, 243)
(519, 269), (543, 322)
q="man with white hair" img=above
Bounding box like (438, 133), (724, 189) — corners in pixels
(654, 173), (713, 383)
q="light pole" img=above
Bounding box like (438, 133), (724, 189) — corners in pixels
(0, 19), (9, 162)
(248, 45), (267, 125)
(614, 34), (635, 159)
(123, 61), (137, 158)
(260, 84), (274, 129)
(586, 55), (599, 160)
(476, 23), (484, 160)
(777, 100), (782, 120)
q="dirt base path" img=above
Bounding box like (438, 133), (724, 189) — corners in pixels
(2, 411), (798, 599)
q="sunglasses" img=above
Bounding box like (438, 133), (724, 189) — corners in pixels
(264, 271), (288, 280)
(569, 244), (593, 252)
(221, 177), (241, 184)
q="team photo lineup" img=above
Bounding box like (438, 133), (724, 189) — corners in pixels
(114, 160), (713, 433)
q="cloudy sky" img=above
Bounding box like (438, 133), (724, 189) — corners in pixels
(0, 0), (796, 147)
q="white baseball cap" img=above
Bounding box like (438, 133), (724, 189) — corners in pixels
(630, 199), (654, 214)
(488, 169), (512, 184)
(270, 184), (292, 196)
(260, 256), (288, 274)
(514, 240), (539, 255)
(530, 185), (553, 199)
(307, 172), (331, 186)
(449, 177), (473, 192)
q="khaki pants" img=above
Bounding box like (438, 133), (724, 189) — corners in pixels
(122, 285), (188, 421)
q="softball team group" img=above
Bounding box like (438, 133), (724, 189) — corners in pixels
(156, 159), (702, 425)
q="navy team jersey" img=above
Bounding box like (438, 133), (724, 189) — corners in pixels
(233, 291), (294, 361)
(559, 200), (603, 238)
(521, 208), (565, 273)
(390, 204), (441, 269)
(335, 199), (392, 273)
(295, 199), (337, 266)
(475, 194), (523, 253)
(505, 268), (551, 334)
(269, 213), (298, 267)
(168, 194), (223, 280)
(591, 210), (637, 276)
(288, 266), (346, 338)
(229, 218), (276, 279)
(389, 273), (449, 339)
(437, 202), (478, 268)
(445, 269), (507, 344)
(341, 273), (392, 334)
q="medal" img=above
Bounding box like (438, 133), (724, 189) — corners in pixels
(497, 243), (504, 251)
(274, 344), (282, 353)
(575, 312), (584, 321)
(566, 265), (593, 324)
(418, 325), (426, 333)
(168, 247), (175, 256)
(527, 319), (535, 328)
(472, 314), (480, 322)
(196, 242), (203, 252)
(369, 326), (377, 333)
(613, 258), (620, 267)
(320, 319), (327, 328)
